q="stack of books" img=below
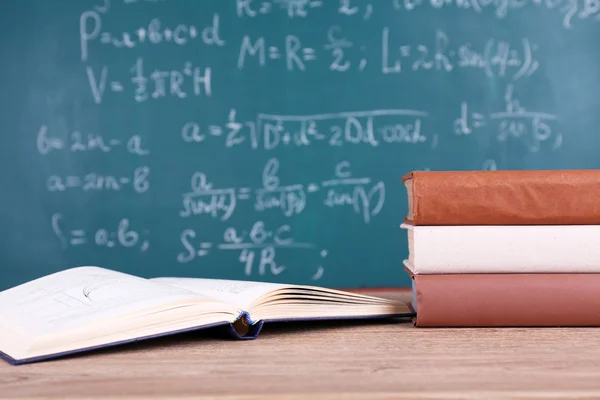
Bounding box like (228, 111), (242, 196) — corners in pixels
(400, 169), (600, 327)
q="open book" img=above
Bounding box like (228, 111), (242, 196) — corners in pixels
(0, 266), (411, 365)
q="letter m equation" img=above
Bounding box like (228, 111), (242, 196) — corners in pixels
(237, 35), (265, 69)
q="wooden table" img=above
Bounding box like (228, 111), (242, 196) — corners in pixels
(2, 291), (600, 399)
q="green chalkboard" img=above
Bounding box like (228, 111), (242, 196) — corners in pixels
(0, 0), (599, 291)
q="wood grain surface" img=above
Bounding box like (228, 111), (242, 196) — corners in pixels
(2, 292), (600, 399)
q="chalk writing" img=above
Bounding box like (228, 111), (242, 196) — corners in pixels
(454, 84), (563, 152)
(235, 0), (375, 19)
(237, 28), (542, 76)
(177, 220), (326, 278)
(37, 125), (149, 156)
(179, 171), (238, 221)
(237, 34), (317, 71)
(51, 213), (150, 252)
(236, 0), (326, 18)
(179, 159), (385, 224)
(147, 91), (555, 156)
(130, 58), (212, 102)
(339, 0), (374, 18)
(255, 158), (307, 217)
(482, 159), (498, 170)
(182, 109), (433, 150)
(322, 161), (385, 224)
(392, 0), (599, 29)
(46, 167), (150, 193)
(80, 10), (223, 62)
(258, 110), (431, 150)
(85, 59), (211, 104)
(180, 109), (258, 148)
(324, 25), (369, 72)
(232, 0), (599, 27)
(382, 28), (539, 79)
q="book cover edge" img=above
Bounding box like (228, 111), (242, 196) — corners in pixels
(0, 317), (262, 366)
(1, 312), (414, 365)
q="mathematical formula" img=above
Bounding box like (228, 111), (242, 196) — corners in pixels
(453, 84), (563, 152)
(179, 159), (385, 224)
(179, 85), (561, 153)
(51, 213), (151, 252)
(83, 0), (597, 66)
(234, 0), (600, 30)
(181, 108), (432, 151)
(46, 167), (150, 193)
(81, 31), (543, 104)
(177, 220), (326, 279)
(37, 125), (150, 156)
(381, 29), (539, 80)
(80, 9), (224, 62)
(50, 212), (327, 279)
(86, 58), (212, 104)
(238, 28), (541, 79)
(391, 0), (600, 30)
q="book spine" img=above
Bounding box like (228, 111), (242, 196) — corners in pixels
(411, 273), (600, 327)
(404, 225), (600, 273)
(404, 170), (600, 225)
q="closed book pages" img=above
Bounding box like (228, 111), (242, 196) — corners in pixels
(407, 270), (600, 327)
(402, 169), (600, 226)
(401, 223), (600, 274)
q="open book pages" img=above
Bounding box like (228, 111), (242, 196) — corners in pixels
(150, 276), (404, 323)
(0, 266), (409, 363)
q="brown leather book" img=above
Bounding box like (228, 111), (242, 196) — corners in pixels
(402, 169), (600, 225)
(408, 270), (600, 327)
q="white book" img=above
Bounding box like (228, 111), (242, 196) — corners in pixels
(0, 266), (409, 365)
(400, 223), (600, 274)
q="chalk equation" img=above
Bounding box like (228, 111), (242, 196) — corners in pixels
(51, 213), (150, 252)
(37, 125), (150, 156)
(236, 0), (327, 18)
(392, 0), (600, 30)
(382, 29), (539, 80)
(237, 34), (318, 71)
(179, 159), (385, 224)
(181, 97), (559, 154)
(80, 9), (224, 62)
(181, 108), (433, 151)
(454, 84), (563, 152)
(233, 0), (598, 29)
(177, 220), (327, 279)
(46, 167), (150, 193)
(85, 58), (211, 104)
(237, 28), (541, 78)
